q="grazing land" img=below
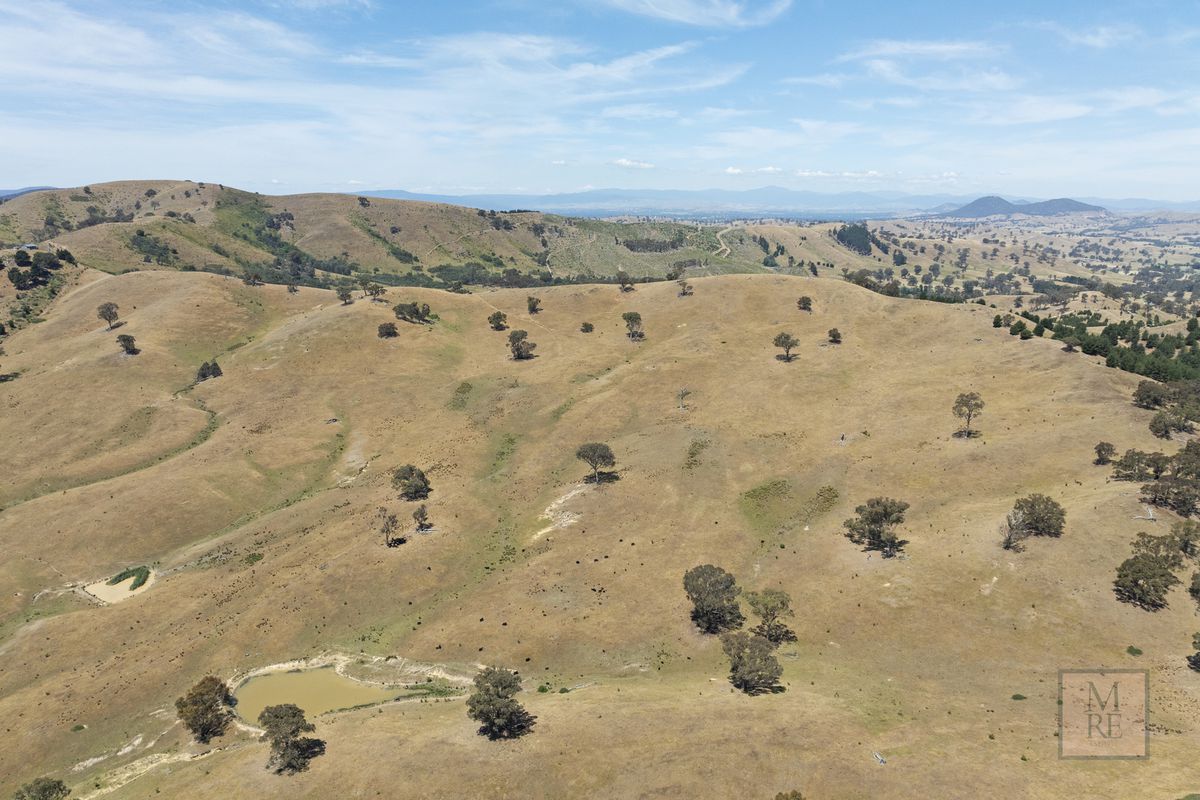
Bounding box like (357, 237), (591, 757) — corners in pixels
(3, 193), (1200, 797)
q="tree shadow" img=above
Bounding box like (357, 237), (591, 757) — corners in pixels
(386, 536), (408, 548)
(584, 470), (621, 485)
(738, 682), (787, 696)
(108, 320), (127, 331)
(952, 429), (981, 439)
(480, 710), (537, 740)
(774, 353), (795, 362)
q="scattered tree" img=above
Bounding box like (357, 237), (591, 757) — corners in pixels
(1188, 633), (1200, 672)
(97, 302), (119, 330)
(720, 631), (783, 694)
(196, 360), (223, 382)
(378, 507), (400, 547)
(843, 497), (909, 557)
(1061, 335), (1081, 353)
(527, 296), (541, 314)
(258, 704), (325, 774)
(335, 285), (354, 305)
(286, 283), (299, 294)
(773, 332), (799, 362)
(413, 504), (430, 531)
(1011, 494), (1066, 538)
(580, 321), (594, 333)
(677, 279), (693, 296)
(508, 329), (537, 360)
(1114, 552), (1181, 610)
(952, 391), (984, 437)
(488, 311), (508, 331)
(745, 589), (796, 644)
(622, 311), (644, 341)
(827, 328), (842, 344)
(466, 666), (535, 739)
(797, 296), (812, 312)
(116, 334), (139, 355)
(365, 282), (387, 301)
(393, 464), (431, 500)
(617, 271), (634, 292)
(378, 322), (398, 338)
(1094, 442), (1116, 465)
(175, 676), (234, 743)
(11, 778), (71, 800)
(576, 442), (616, 483)
(393, 301), (432, 323)
(682, 564), (744, 634)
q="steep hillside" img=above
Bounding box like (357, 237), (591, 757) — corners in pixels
(1, 269), (1197, 799)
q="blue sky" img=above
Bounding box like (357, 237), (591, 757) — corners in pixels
(1, 0), (1198, 199)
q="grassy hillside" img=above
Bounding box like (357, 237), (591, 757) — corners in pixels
(0, 182), (786, 286)
(2, 268), (1197, 798)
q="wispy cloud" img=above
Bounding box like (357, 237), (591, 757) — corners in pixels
(724, 165), (781, 174)
(599, 0), (791, 27)
(612, 157), (655, 169)
(838, 39), (998, 62)
(782, 73), (850, 88)
(1031, 22), (1140, 49)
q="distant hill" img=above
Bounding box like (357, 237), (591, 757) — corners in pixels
(943, 195), (1105, 218)
(0, 187), (53, 201)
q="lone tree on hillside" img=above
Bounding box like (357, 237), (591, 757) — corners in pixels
(797, 296), (812, 312)
(175, 676), (234, 743)
(745, 589), (796, 644)
(580, 321), (594, 333)
(622, 311), (644, 341)
(336, 285), (354, 305)
(12, 778), (71, 800)
(97, 302), (119, 330)
(677, 278), (693, 296)
(843, 497), (909, 557)
(1061, 335), (1081, 353)
(508, 329), (536, 360)
(393, 464), (431, 500)
(488, 311), (508, 331)
(378, 322), (398, 338)
(1011, 494), (1065, 538)
(617, 270), (634, 292)
(576, 442), (616, 483)
(258, 704), (325, 774)
(1095, 441), (1116, 465)
(773, 332), (799, 362)
(827, 328), (842, 344)
(682, 564), (744, 633)
(466, 666), (535, 739)
(720, 631), (783, 694)
(527, 296), (541, 314)
(365, 282), (387, 301)
(952, 392), (985, 438)
(116, 334), (139, 355)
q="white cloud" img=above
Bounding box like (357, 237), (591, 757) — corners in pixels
(838, 39), (998, 62)
(612, 158), (655, 169)
(782, 73), (850, 88)
(863, 59), (1018, 92)
(725, 165), (781, 174)
(601, 103), (679, 119)
(1032, 22), (1140, 49)
(599, 0), (791, 27)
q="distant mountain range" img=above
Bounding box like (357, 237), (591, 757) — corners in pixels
(0, 187), (51, 200)
(941, 196), (1106, 218)
(365, 186), (1200, 218)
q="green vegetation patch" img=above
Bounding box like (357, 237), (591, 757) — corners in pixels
(108, 565), (151, 591)
(447, 381), (474, 411)
(683, 438), (711, 470)
(739, 480), (839, 536)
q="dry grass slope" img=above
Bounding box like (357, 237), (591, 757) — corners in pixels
(1, 268), (1197, 799)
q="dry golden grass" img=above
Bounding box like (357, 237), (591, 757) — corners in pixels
(1, 268), (1198, 798)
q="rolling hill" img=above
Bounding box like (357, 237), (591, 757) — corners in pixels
(943, 195), (1106, 218)
(0, 265), (1197, 799)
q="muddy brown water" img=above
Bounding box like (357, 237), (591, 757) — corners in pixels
(234, 667), (401, 722)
